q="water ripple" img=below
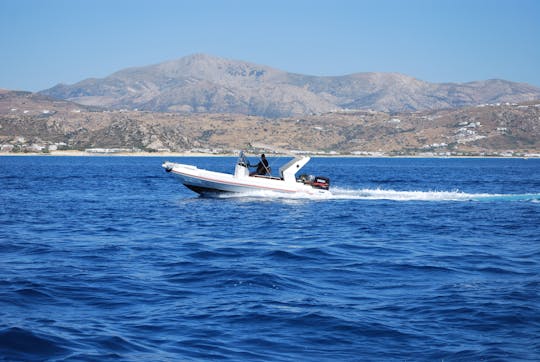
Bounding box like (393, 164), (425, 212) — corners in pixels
(0, 156), (539, 361)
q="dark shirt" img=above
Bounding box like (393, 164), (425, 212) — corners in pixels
(255, 158), (269, 175)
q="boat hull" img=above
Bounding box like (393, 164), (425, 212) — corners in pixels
(163, 162), (330, 197)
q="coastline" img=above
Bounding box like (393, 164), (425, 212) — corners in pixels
(0, 151), (231, 157)
(0, 150), (538, 159)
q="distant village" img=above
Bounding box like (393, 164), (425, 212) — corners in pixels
(3, 142), (539, 158)
(2, 97), (540, 158)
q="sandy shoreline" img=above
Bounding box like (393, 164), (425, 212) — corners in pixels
(0, 151), (538, 158)
(0, 151), (230, 157)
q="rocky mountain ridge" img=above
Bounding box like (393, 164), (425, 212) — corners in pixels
(40, 54), (540, 118)
(2, 89), (539, 156)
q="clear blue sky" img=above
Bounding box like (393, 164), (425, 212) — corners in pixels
(1, 0), (539, 91)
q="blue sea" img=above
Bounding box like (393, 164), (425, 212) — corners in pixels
(1, 156), (539, 361)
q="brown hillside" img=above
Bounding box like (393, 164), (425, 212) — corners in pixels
(1, 90), (539, 156)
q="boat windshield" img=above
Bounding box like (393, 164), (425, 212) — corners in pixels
(237, 151), (248, 166)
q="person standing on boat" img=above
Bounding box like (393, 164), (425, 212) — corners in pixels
(249, 154), (270, 176)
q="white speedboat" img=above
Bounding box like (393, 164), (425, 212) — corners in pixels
(162, 151), (331, 197)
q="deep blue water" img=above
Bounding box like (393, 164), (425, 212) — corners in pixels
(1, 156), (539, 361)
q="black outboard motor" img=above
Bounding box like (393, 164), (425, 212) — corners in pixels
(298, 174), (330, 190)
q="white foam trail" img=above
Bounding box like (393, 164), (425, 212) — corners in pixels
(215, 187), (540, 202)
(332, 188), (540, 202)
(330, 187), (488, 201)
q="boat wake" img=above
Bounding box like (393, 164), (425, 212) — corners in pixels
(215, 187), (540, 202)
(331, 188), (540, 202)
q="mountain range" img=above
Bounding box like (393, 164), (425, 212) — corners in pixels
(40, 54), (540, 118)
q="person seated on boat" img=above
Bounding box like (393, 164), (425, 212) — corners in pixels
(249, 153), (271, 176)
